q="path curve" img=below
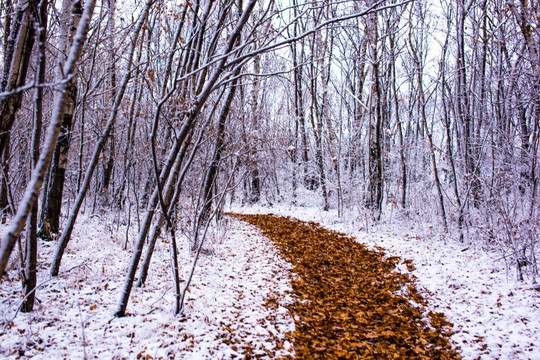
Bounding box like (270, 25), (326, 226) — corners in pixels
(230, 213), (461, 360)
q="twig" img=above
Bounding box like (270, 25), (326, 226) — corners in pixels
(179, 159), (242, 315)
(146, 286), (173, 315)
(77, 301), (88, 360)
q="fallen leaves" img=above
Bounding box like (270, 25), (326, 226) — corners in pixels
(229, 213), (461, 359)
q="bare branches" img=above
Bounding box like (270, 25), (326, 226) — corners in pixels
(0, 0), (97, 277)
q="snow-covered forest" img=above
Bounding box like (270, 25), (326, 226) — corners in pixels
(0, 0), (539, 358)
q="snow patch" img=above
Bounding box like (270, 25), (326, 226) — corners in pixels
(0, 213), (294, 359)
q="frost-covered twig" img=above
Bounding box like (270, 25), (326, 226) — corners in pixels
(77, 301), (88, 360)
(179, 158), (243, 315)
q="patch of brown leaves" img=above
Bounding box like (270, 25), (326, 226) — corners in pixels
(229, 213), (460, 360)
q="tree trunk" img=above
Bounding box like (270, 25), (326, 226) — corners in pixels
(137, 130), (197, 287)
(100, 0), (117, 206)
(440, 28), (464, 240)
(247, 55), (261, 205)
(201, 77), (238, 222)
(512, 0), (540, 190)
(456, 0), (481, 206)
(408, 6), (448, 232)
(366, 11), (383, 219)
(39, 0), (82, 240)
(309, 57), (329, 209)
(0, 134), (11, 219)
(291, 0), (309, 190)
(390, 32), (407, 209)
(21, 0), (47, 312)
(0, 0), (37, 163)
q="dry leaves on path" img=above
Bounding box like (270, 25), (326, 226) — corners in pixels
(229, 213), (461, 360)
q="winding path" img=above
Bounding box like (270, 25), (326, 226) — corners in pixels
(230, 213), (461, 359)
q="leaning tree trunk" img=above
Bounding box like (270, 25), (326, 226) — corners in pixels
(137, 130), (198, 287)
(115, 0), (257, 317)
(200, 76), (239, 223)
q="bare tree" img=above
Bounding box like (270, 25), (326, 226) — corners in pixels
(38, 0), (83, 240)
(366, 5), (383, 219)
(0, 0), (96, 277)
(20, 0), (47, 313)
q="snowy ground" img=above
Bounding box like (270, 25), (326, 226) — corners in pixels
(2, 204), (539, 360)
(231, 203), (540, 360)
(0, 214), (294, 359)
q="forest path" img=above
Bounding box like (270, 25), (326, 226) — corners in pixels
(229, 213), (461, 359)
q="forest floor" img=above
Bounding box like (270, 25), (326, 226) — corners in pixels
(0, 206), (539, 359)
(0, 213), (295, 359)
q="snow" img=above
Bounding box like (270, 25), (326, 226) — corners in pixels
(0, 214), (294, 359)
(2, 202), (539, 359)
(229, 203), (540, 360)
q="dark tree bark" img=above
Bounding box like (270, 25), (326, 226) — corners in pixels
(511, 0), (540, 191)
(137, 130), (197, 287)
(100, 0), (117, 206)
(201, 77), (238, 222)
(247, 55), (261, 204)
(366, 10), (383, 219)
(0, 0), (12, 218)
(39, 0), (82, 240)
(440, 20), (464, 241)
(390, 29), (407, 209)
(456, 0), (481, 206)
(21, 0), (47, 313)
(0, 135), (11, 219)
(0, 0), (37, 164)
(290, 0), (309, 192)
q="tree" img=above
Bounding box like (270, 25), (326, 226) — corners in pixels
(21, 0), (47, 313)
(366, 5), (383, 219)
(38, 0), (83, 240)
(0, 0), (37, 181)
(407, 2), (448, 231)
(115, 0), (258, 317)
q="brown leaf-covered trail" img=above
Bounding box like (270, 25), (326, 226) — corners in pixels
(229, 213), (461, 360)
